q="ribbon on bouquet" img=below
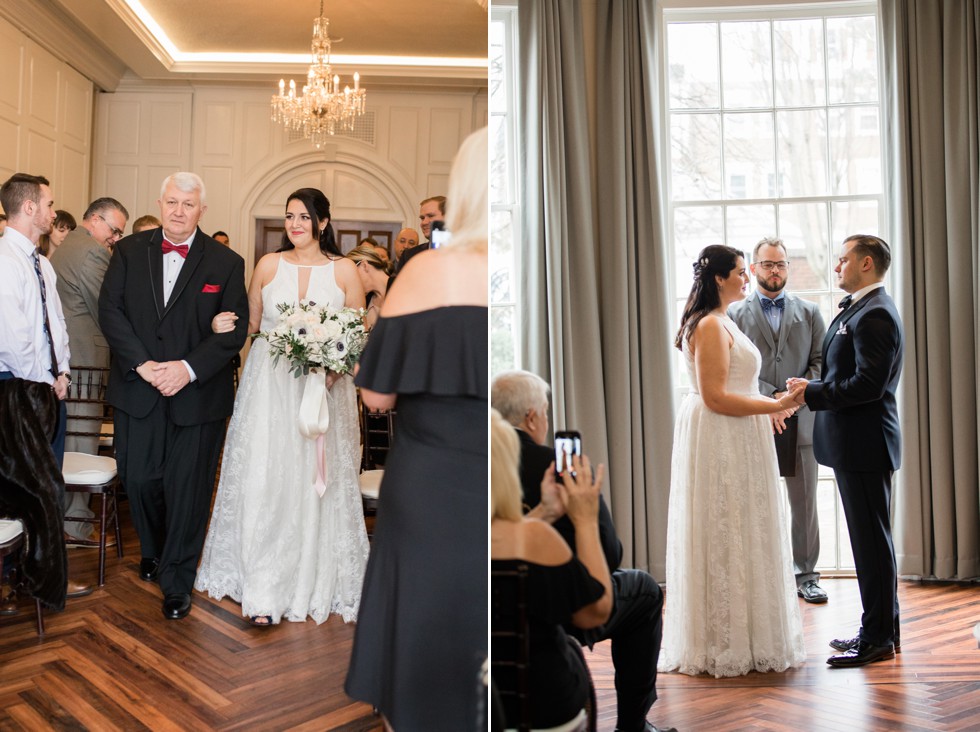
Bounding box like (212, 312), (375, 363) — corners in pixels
(297, 371), (330, 497)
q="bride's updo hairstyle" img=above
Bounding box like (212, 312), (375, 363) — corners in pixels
(674, 244), (743, 350)
(279, 187), (343, 258)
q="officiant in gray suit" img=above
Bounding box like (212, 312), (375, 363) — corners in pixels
(729, 237), (828, 604)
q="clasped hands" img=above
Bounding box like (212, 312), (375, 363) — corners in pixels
(136, 360), (190, 397)
(770, 379), (808, 434)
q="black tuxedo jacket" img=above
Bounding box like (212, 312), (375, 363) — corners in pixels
(805, 287), (903, 472)
(98, 227), (248, 425)
(517, 429), (622, 573)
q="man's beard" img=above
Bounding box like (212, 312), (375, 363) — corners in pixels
(756, 275), (786, 293)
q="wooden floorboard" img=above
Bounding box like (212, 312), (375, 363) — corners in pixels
(586, 578), (980, 731)
(0, 506), (382, 732)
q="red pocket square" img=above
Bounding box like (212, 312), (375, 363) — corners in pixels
(201, 283), (221, 293)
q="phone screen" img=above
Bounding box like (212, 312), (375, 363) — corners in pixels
(430, 221), (450, 249)
(554, 431), (582, 476)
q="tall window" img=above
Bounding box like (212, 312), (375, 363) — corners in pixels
(490, 5), (521, 375)
(664, 4), (883, 572)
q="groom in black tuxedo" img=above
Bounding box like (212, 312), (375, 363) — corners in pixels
(789, 234), (903, 667)
(99, 172), (248, 620)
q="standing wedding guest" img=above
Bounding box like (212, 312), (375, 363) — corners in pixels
(346, 242), (392, 329)
(98, 172), (248, 620)
(392, 227), (418, 261)
(132, 214), (161, 233)
(394, 197), (444, 274)
(0, 173), (92, 599)
(345, 128), (488, 731)
(52, 197), (129, 543)
(196, 187), (368, 627)
(659, 244), (806, 678)
(729, 237), (828, 604)
(788, 235), (903, 668)
(212, 231), (230, 247)
(39, 209), (77, 259)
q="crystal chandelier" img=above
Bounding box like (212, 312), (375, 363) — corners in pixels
(271, 1), (367, 149)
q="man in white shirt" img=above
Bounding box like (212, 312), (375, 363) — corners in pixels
(0, 172), (93, 600)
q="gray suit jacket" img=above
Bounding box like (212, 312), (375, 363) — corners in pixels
(728, 292), (825, 444)
(51, 228), (111, 369)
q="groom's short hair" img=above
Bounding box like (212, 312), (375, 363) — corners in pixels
(844, 234), (891, 275)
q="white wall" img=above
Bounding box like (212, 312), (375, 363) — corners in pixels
(92, 82), (488, 270)
(0, 17), (94, 217)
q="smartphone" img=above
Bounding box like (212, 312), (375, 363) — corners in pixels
(554, 430), (582, 481)
(430, 220), (451, 249)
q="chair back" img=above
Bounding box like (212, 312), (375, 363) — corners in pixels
(491, 563), (532, 732)
(64, 366), (113, 450)
(360, 403), (396, 470)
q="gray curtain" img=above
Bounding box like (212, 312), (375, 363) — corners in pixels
(518, 2), (612, 470)
(593, 0), (673, 577)
(880, 0), (980, 579)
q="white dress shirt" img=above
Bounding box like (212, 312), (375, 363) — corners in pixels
(0, 227), (71, 383)
(160, 231), (198, 382)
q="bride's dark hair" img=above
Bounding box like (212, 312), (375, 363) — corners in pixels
(278, 187), (342, 257)
(674, 244), (744, 350)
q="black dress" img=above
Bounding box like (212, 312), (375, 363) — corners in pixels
(491, 557), (604, 729)
(345, 306), (488, 732)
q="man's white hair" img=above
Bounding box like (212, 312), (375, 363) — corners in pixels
(160, 172), (207, 204)
(490, 370), (551, 426)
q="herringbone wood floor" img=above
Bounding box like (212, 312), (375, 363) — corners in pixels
(1, 506), (382, 731)
(587, 578), (980, 732)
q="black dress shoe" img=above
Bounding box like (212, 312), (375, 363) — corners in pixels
(827, 639), (895, 667)
(616, 724), (677, 732)
(139, 558), (159, 582)
(830, 635), (902, 654)
(797, 580), (828, 603)
(162, 593), (192, 620)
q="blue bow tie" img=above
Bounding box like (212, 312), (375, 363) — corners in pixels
(761, 297), (785, 313)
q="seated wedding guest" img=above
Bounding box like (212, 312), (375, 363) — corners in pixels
(492, 370), (674, 732)
(490, 408), (611, 732)
(38, 210), (76, 259)
(345, 128), (488, 731)
(346, 243), (392, 329)
(212, 230), (230, 247)
(131, 214), (160, 233)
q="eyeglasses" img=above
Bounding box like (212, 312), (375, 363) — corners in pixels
(96, 214), (124, 239)
(754, 260), (789, 272)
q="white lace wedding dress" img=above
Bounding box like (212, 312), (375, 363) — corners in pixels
(659, 316), (805, 677)
(195, 257), (369, 624)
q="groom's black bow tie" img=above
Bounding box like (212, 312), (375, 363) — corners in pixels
(838, 295), (853, 310)
(761, 297), (784, 313)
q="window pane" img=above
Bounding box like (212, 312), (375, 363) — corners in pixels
(673, 206), (723, 288)
(491, 306), (516, 376)
(490, 209), (513, 305)
(727, 205), (775, 252)
(777, 109), (828, 196)
(831, 200), (880, 245)
(829, 106), (881, 195)
(723, 112), (775, 199)
(721, 21), (772, 109)
(668, 23), (720, 109)
(671, 114), (722, 200)
(827, 16), (878, 104)
(490, 116), (510, 205)
(778, 202), (830, 290)
(490, 21), (506, 115)
(774, 19), (826, 107)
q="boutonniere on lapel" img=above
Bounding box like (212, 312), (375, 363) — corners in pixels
(201, 283), (221, 293)
(836, 322), (848, 336)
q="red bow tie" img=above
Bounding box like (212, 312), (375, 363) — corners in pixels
(162, 240), (189, 258)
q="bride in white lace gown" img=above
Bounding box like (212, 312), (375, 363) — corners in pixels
(196, 188), (369, 625)
(659, 245), (807, 677)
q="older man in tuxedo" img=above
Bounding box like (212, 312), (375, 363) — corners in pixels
(729, 237), (828, 603)
(789, 234), (904, 668)
(99, 172), (248, 620)
(492, 370), (673, 732)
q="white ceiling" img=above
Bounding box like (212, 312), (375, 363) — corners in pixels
(4, 0), (488, 90)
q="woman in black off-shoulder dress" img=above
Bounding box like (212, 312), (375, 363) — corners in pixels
(345, 128), (489, 732)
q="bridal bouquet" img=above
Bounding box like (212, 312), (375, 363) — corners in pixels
(255, 300), (368, 378)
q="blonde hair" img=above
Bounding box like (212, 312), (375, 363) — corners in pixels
(346, 242), (393, 276)
(444, 127), (488, 252)
(491, 408), (523, 521)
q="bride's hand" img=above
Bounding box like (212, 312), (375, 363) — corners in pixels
(211, 311), (238, 334)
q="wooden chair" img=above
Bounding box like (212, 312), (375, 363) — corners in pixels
(358, 469), (383, 538)
(360, 403), (396, 471)
(0, 519), (44, 636)
(63, 366), (123, 586)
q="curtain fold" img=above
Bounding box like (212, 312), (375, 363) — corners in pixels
(881, 0), (980, 579)
(517, 1), (612, 472)
(593, 0), (673, 577)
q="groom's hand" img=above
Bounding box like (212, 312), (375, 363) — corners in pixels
(152, 361), (191, 397)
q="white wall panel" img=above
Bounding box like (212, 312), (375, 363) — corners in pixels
(201, 165), (234, 234)
(0, 117), (20, 178)
(62, 67), (93, 146)
(429, 108), (463, 164)
(148, 101), (187, 157)
(389, 107), (420, 182)
(0, 24), (24, 118)
(58, 145), (90, 216)
(203, 102), (235, 158)
(242, 102), (275, 180)
(27, 48), (60, 132)
(26, 130), (57, 178)
(104, 164), (140, 215)
(105, 101), (141, 156)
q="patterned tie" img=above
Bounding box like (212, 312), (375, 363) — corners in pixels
(838, 295), (852, 310)
(761, 297), (785, 313)
(32, 251), (60, 379)
(162, 239), (189, 258)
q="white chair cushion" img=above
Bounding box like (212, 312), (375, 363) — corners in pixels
(0, 519), (25, 544)
(63, 452), (117, 484)
(358, 469), (384, 499)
